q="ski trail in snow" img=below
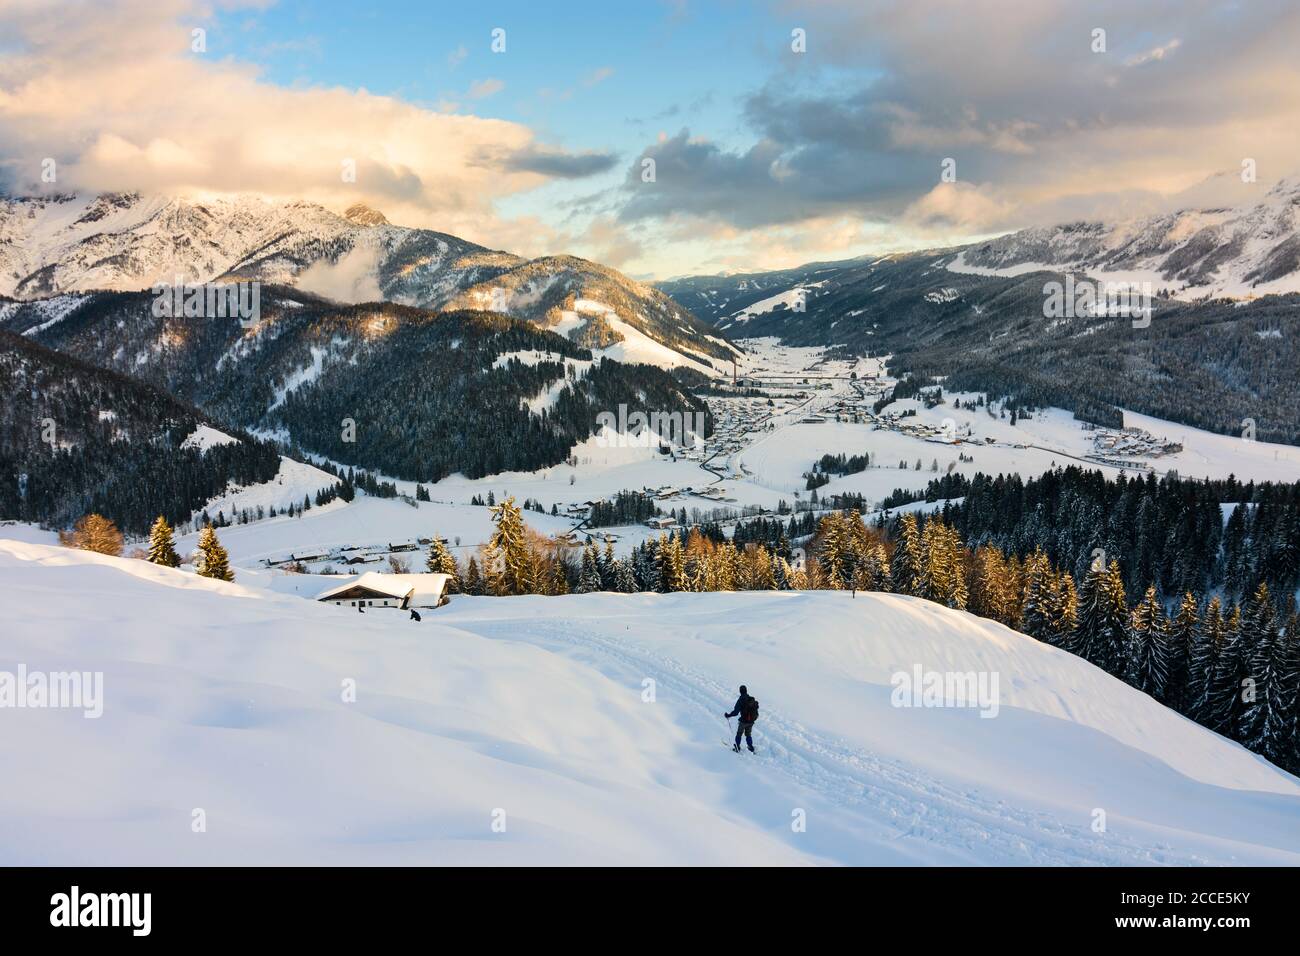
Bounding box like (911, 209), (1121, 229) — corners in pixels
(471, 614), (1214, 866)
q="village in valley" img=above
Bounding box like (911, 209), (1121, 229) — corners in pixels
(117, 334), (1298, 614)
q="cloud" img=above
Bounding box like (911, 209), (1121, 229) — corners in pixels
(446, 45), (468, 70)
(612, 0), (1300, 245)
(505, 147), (620, 179)
(295, 244), (384, 303)
(467, 78), (504, 99)
(0, 0), (607, 251)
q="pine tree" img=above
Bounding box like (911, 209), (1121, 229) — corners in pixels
(890, 513), (923, 595)
(1166, 592), (1199, 713)
(487, 497), (531, 595)
(1128, 586), (1171, 701)
(1237, 583), (1279, 750)
(575, 545), (602, 593)
(1187, 596), (1223, 721)
(146, 515), (181, 567)
(971, 545), (1015, 626)
(1072, 560), (1128, 675)
(195, 525), (234, 582)
(425, 537), (461, 593)
(816, 512), (851, 589)
(1019, 549), (1053, 641)
(1203, 603), (1245, 736)
(464, 556), (484, 595)
(659, 534), (686, 591)
(1051, 573), (1079, 647)
(1261, 622), (1299, 770)
(614, 559), (638, 593)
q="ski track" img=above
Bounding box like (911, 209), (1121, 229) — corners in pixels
(465, 612), (1213, 866)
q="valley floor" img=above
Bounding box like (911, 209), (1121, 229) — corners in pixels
(2, 538), (1298, 866)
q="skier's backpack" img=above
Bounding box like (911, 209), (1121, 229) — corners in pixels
(741, 696), (760, 723)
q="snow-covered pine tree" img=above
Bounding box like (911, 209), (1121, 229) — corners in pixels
(195, 525), (234, 582)
(146, 515), (181, 567)
(425, 537), (461, 593)
(1019, 549), (1051, 640)
(1237, 583), (1279, 750)
(1186, 596), (1221, 720)
(1165, 592), (1199, 712)
(971, 545), (1016, 627)
(614, 559), (638, 593)
(749, 544), (777, 590)
(600, 540), (616, 590)
(773, 556), (792, 591)
(659, 534), (686, 592)
(1072, 560), (1127, 674)
(1128, 585), (1171, 701)
(487, 497), (530, 595)
(1050, 573), (1079, 647)
(1202, 601), (1246, 736)
(816, 511), (851, 589)
(1260, 619), (1299, 771)
(890, 512), (923, 595)
(575, 545), (602, 593)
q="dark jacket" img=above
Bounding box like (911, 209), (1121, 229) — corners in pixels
(726, 694), (756, 722)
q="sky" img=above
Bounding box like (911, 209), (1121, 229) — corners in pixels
(3, 0), (1300, 279)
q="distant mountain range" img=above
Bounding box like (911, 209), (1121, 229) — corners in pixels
(657, 178), (1300, 444)
(663, 176), (1300, 327)
(0, 192), (737, 375)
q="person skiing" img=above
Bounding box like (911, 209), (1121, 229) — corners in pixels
(724, 685), (760, 753)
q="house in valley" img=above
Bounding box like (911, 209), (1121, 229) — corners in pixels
(316, 572), (452, 611)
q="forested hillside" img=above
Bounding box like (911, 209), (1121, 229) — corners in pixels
(3, 289), (711, 482)
(0, 332), (280, 533)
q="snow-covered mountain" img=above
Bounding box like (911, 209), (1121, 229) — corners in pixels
(4, 536), (1298, 865)
(0, 192), (737, 372)
(951, 176), (1300, 298)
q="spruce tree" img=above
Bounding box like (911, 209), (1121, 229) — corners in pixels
(425, 537), (461, 593)
(1128, 586), (1171, 701)
(1187, 596), (1223, 721)
(1261, 624), (1299, 770)
(464, 556), (484, 595)
(890, 513), (923, 595)
(1019, 549), (1053, 641)
(1203, 603), (1245, 736)
(487, 497), (531, 595)
(1072, 560), (1127, 675)
(614, 559), (638, 593)
(1237, 583), (1279, 750)
(1166, 592), (1199, 712)
(146, 515), (181, 567)
(195, 525), (234, 582)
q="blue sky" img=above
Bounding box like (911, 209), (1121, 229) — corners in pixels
(215, 1), (776, 156)
(5, 0), (1299, 278)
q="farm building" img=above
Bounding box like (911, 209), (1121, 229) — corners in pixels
(316, 572), (452, 611)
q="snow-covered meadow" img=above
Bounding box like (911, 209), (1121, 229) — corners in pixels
(2, 538), (1297, 866)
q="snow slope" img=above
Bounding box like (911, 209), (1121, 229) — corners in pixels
(2, 538), (1297, 866)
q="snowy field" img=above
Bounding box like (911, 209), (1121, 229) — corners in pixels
(2, 537), (1298, 866)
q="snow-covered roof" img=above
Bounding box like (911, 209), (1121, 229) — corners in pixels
(316, 572), (451, 606)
